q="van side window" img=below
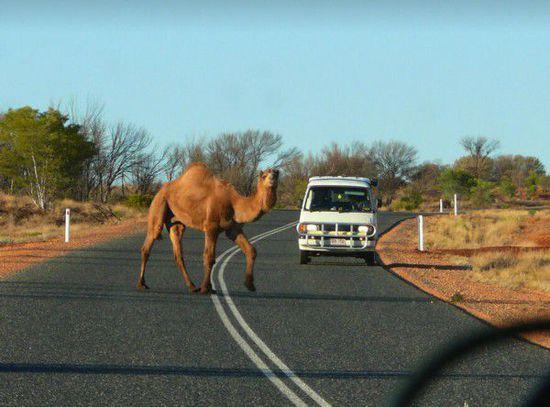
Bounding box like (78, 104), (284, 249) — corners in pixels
(304, 189), (314, 209)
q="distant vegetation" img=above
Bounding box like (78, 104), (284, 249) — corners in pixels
(0, 192), (141, 244)
(0, 102), (548, 214)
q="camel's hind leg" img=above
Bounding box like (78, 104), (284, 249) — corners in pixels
(199, 227), (219, 294)
(137, 234), (156, 290)
(169, 223), (197, 293)
(137, 189), (168, 290)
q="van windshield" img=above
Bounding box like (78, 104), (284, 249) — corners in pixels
(304, 186), (373, 212)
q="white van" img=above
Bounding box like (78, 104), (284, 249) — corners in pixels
(296, 176), (378, 264)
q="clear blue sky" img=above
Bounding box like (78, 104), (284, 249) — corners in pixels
(1, 1), (549, 167)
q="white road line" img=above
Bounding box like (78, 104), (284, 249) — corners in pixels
(210, 294), (307, 406)
(210, 222), (308, 407)
(212, 221), (331, 407)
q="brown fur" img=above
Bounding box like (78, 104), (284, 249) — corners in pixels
(137, 163), (279, 294)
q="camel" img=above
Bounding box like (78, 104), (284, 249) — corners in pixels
(137, 163), (279, 294)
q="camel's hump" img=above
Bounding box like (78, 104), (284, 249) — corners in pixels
(176, 162), (217, 184)
(183, 162), (212, 175)
(186, 162), (209, 170)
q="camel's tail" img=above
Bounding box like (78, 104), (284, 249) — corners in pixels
(147, 187), (169, 240)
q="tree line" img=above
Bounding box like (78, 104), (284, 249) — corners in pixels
(0, 104), (547, 211)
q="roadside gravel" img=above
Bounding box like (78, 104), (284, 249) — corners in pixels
(377, 218), (550, 348)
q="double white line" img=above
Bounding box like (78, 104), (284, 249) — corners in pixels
(210, 221), (331, 406)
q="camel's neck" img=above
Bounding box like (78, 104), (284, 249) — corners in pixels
(232, 185), (276, 224)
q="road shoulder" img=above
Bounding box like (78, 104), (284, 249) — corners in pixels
(0, 218), (146, 280)
(377, 217), (550, 348)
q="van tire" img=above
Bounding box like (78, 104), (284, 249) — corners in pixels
(363, 252), (376, 265)
(299, 250), (311, 265)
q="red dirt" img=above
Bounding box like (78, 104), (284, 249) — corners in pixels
(0, 218), (146, 279)
(377, 219), (550, 348)
(522, 216), (550, 247)
(433, 246), (549, 257)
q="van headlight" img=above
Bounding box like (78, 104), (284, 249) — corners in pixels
(298, 224), (319, 233)
(358, 225), (376, 236)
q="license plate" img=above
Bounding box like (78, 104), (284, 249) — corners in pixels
(330, 238), (348, 246)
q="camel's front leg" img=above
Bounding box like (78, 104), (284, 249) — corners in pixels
(200, 228), (219, 294)
(169, 223), (197, 293)
(232, 230), (257, 292)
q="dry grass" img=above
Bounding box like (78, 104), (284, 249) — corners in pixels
(422, 209), (550, 293)
(0, 193), (145, 245)
(424, 209), (550, 249)
(471, 251), (550, 292)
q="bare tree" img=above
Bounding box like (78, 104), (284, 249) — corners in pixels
(460, 136), (500, 178)
(163, 139), (208, 181)
(206, 130), (296, 194)
(98, 123), (152, 202)
(492, 154), (545, 187)
(163, 143), (186, 181)
(64, 98), (106, 200)
(276, 152), (309, 207)
(410, 161), (446, 197)
(370, 140), (418, 204)
(184, 139), (207, 164)
(62, 99), (155, 202)
(311, 142), (375, 177)
(132, 148), (168, 195)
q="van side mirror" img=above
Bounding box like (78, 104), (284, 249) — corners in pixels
(297, 199), (303, 209)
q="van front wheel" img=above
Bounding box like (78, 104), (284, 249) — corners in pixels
(363, 252), (376, 265)
(299, 250), (311, 265)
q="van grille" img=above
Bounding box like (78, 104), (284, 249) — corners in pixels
(322, 224), (352, 232)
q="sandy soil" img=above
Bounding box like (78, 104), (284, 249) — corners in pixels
(0, 218), (146, 279)
(377, 218), (550, 348)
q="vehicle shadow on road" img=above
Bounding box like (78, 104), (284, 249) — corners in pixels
(223, 290), (432, 304)
(1, 281), (546, 306)
(384, 262), (472, 271)
(0, 287), (430, 306)
(0, 362), (544, 380)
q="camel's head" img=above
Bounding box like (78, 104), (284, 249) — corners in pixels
(258, 168), (280, 190)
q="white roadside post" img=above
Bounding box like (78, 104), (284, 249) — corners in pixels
(65, 208), (70, 243)
(418, 215), (424, 251)
(454, 194), (458, 216)
(439, 199), (443, 213)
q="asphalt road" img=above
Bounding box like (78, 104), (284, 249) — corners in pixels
(0, 211), (548, 406)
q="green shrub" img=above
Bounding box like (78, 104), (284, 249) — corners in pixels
(450, 292), (464, 303)
(438, 169), (476, 201)
(524, 171), (541, 199)
(398, 191), (423, 210)
(125, 194), (153, 209)
(470, 180), (495, 208)
(498, 178), (516, 199)
(389, 199), (402, 211)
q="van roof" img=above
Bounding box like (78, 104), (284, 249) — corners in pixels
(307, 176), (374, 188)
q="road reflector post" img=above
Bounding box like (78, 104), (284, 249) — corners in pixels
(418, 215), (424, 252)
(454, 194), (458, 216)
(439, 199), (443, 213)
(65, 208), (70, 243)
